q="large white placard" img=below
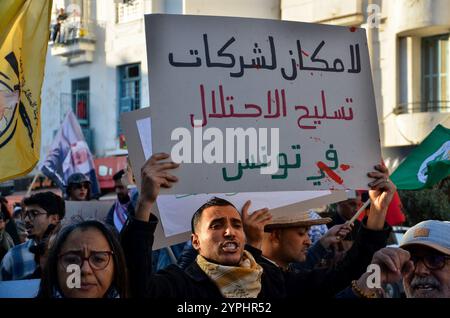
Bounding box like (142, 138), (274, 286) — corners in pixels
(136, 117), (345, 236)
(145, 14), (381, 194)
(121, 108), (348, 248)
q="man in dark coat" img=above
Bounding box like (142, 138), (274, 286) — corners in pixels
(121, 153), (394, 298)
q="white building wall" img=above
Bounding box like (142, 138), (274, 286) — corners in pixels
(41, 0), (154, 159)
(282, 0), (364, 25)
(185, 0), (279, 18)
(282, 0), (450, 148)
(379, 0), (450, 146)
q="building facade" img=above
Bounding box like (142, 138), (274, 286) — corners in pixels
(41, 0), (450, 171)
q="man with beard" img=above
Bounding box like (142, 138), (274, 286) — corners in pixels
(0, 192), (65, 280)
(261, 213), (353, 271)
(342, 220), (449, 298)
(106, 169), (134, 233)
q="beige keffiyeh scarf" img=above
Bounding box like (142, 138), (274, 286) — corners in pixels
(196, 250), (263, 298)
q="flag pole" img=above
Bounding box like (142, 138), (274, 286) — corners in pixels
(25, 174), (39, 197)
(348, 198), (371, 225)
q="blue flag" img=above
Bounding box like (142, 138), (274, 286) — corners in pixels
(39, 110), (100, 197)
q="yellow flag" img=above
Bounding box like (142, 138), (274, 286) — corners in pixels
(0, 0), (52, 182)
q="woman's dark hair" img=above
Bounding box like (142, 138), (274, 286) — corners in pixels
(37, 220), (129, 298)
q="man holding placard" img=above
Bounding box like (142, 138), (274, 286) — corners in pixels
(120, 153), (394, 298)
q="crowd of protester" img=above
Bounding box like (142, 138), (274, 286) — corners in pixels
(0, 154), (448, 299)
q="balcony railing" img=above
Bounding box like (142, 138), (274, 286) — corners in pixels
(115, 0), (143, 24)
(50, 16), (96, 44)
(394, 101), (450, 114)
(50, 18), (96, 65)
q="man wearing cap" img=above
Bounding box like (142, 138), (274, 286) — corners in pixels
(11, 204), (27, 244)
(343, 220), (450, 298)
(66, 172), (91, 201)
(261, 212), (353, 271)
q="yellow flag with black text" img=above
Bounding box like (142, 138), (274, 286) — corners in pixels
(0, 0), (52, 182)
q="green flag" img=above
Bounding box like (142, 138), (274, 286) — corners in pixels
(390, 124), (450, 190)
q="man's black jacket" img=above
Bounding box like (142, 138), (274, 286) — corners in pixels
(121, 214), (390, 298)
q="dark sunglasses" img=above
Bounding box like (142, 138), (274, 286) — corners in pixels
(410, 254), (450, 270)
(73, 182), (90, 190)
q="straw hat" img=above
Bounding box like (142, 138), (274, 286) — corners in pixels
(264, 210), (332, 232)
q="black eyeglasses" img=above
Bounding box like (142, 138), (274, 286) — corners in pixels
(59, 251), (114, 270)
(73, 182), (90, 190)
(24, 209), (47, 221)
(410, 254), (450, 270)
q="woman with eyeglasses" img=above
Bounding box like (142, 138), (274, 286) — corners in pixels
(66, 173), (91, 201)
(37, 220), (129, 298)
